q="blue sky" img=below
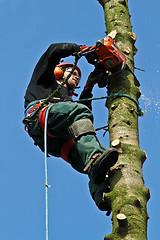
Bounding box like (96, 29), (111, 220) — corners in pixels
(1, 0), (160, 239)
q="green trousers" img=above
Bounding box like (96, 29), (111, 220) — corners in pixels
(27, 101), (107, 196)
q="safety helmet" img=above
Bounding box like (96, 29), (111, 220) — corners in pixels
(54, 62), (81, 80)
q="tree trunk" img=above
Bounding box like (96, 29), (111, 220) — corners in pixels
(97, 0), (150, 239)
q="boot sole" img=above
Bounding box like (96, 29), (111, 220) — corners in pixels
(92, 148), (118, 184)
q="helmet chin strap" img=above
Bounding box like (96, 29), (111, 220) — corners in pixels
(63, 79), (78, 97)
(66, 81), (78, 97)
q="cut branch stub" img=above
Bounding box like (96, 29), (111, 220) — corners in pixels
(144, 187), (150, 201)
(134, 198), (141, 207)
(123, 46), (131, 54)
(108, 30), (118, 39)
(116, 213), (128, 228)
(111, 103), (118, 111)
(138, 150), (147, 164)
(111, 139), (123, 153)
(134, 46), (138, 55)
(129, 32), (136, 43)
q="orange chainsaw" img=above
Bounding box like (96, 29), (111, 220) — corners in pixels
(87, 36), (126, 73)
(80, 36), (126, 87)
(81, 36), (140, 87)
(81, 36), (126, 71)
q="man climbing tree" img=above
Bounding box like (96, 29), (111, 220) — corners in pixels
(23, 42), (119, 211)
(96, 0), (150, 239)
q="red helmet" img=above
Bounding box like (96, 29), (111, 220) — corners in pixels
(54, 62), (81, 80)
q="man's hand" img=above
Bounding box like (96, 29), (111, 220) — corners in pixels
(85, 67), (109, 90)
(85, 68), (99, 90)
(80, 45), (89, 53)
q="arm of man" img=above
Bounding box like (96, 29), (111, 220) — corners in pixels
(79, 87), (93, 110)
(79, 69), (99, 110)
(31, 43), (81, 85)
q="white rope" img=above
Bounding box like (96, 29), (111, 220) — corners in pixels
(44, 104), (53, 240)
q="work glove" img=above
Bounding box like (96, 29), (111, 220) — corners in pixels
(80, 45), (90, 53)
(85, 68), (100, 91)
(85, 50), (98, 65)
(85, 66), (109, 90)
(80, 45), (97, 65)
(72, 45), (89, 59)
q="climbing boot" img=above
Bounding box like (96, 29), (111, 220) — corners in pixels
(86, 148), (118, 184)
(92, 184), (111, 211)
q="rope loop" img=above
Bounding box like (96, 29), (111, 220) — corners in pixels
(74, 92), (144, 116)
(109, 92), (144, 116)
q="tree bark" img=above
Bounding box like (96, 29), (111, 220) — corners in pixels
(97, 0), (150, 239)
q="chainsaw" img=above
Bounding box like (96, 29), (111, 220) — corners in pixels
(84, 36), (126, 72)
(81, 35), (128, 87)
(80, 35), (141, 87)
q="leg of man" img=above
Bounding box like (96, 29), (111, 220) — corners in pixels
(28, 101), (118, 184)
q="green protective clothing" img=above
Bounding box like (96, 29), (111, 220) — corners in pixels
(27, 100), (107, 197)
(27, 101), (107, 174)
(24, 42), (111, 210)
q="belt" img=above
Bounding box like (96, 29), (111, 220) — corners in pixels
(25, 102), (42, 118)
(24, 97), (65, 116)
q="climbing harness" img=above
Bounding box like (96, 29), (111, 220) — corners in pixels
(24, 92), (143, 137)
(39, 105), (57, 138)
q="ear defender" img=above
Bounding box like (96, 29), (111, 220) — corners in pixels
(54, 67), (64, 80)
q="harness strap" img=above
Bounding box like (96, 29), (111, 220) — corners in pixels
(25, 102), (75, 162)
(60, 138), (75, 162)
(25, 102), (42, 118)
(39, 105), (56, 138)
(39, 107), (75, 162)
(24, 103), (42, 132)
